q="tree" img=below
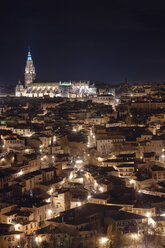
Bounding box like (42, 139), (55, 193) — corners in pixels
(141, 221), (164, 248)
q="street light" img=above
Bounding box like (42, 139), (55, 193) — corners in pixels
(99, 237), (109, 247)
(49, 188), (53, 194)
(16, 235), (20, 240)
(146, 212), (151, 218)
(14, 224), (20, 231)
(131, 233), (139, 248)
(131, 233), (139, 240)
(48, 209), (52, 216)
(87, 195), (91, 200)
(148, 218), (156, 227)
(18, 170), (23, 176)
(99, 186), (103, 192)
(100, 237), (108, 243)
(76, 160), (83, 164)
(35, 236), (41, 243)
(69, 173), (73, 180)
(129, 179), (134, 185)
(77, 202), (81, 207)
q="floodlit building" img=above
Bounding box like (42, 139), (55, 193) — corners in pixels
(15, 50), (96, 98)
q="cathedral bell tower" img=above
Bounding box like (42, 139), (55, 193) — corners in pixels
(24, 49), (36, 86)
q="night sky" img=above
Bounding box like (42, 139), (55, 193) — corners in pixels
(1, 0), (165, 87)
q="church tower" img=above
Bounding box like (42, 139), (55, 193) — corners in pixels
(24, 49), (36, 86)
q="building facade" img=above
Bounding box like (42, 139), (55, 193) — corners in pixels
(15, 50), (96, 98)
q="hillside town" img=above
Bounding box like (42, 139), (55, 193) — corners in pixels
(0, 80), (165, 248)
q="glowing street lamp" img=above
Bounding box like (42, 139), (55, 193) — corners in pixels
(99, 237), (109, 247)
(14, 224), (20, 231)
(16, 235), (20, 240)
(148, 218), (156, 227)
(131, 233), (138, 240)
(94, 181), (98, 187)
(98, 157), (103, 162)
(77, 202), (81, 207)
(100, 237), (108, 243)
(129, 179), (134, 185)
(99, 186), (103, 192)
(48, 209), (52, 216)
(26, 134), (32, 137)
(87, 195), (91, 200)
(76, 160), (83, 164)
(146, 212), (151, 218)
(35, 237), (41, 243)
(79, 178), (83, 183)
(18, 170), (23, 176)
(69, 173), (73, 180)
(49, 188), (53, 194)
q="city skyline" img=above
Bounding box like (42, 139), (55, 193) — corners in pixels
(1, 1), (165, 247)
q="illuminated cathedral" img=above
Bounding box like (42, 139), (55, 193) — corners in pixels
(15, 50), (96, 98)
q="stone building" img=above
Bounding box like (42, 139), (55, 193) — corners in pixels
(15, 50), (96, 98)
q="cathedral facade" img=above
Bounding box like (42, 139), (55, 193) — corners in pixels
(15, 51), (96, 98)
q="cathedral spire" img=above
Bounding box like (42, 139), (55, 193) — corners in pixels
(24, 48), (36, 86)
(27, 48), (32, 61)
